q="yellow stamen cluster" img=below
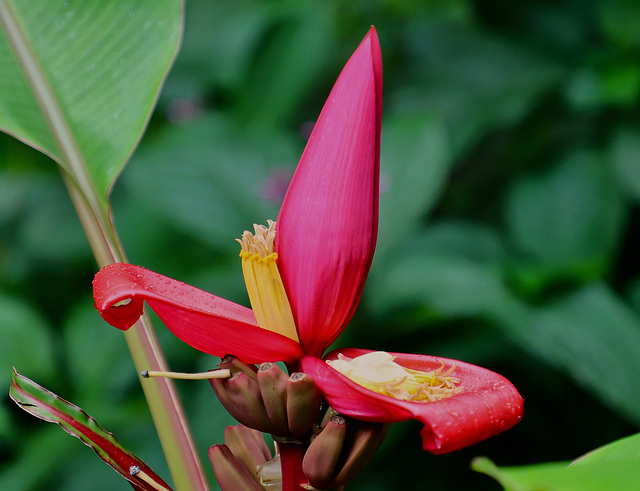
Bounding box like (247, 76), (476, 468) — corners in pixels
(237, 220), (277, 257)
(327, 351), (463, 403)
(237, 221), (299, 342)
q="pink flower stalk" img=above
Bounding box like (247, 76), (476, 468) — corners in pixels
(93, 27), (523, 455)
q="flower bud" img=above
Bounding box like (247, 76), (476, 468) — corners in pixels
(208, 444), (262, 491)
(224, 425), (271, 483)
(257, 362), (290, 435)
(286, 372), (323, 438)
(320, 406), (339, 430)
(210, 371), (276, 433)
(328, 421), (390, 488)
(302, 414), (347, 488)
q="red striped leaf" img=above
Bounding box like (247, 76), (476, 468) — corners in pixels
(10, 368), (172, 491)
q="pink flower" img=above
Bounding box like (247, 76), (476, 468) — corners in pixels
(93, 27), (523, 453)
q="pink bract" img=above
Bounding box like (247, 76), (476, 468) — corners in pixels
(276, 27), (382, 358)
(93, 263), (303, 364)
(300, 348), (524, 454)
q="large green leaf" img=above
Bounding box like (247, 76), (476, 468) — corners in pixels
(472, 432), (640, 490)
(0, 0), (182, 200)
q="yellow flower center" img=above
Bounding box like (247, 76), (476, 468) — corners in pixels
(327, 351), (463, 402)
(237, 220), (299, 342)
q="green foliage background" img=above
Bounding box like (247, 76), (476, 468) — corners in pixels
(2, 0), (640, 489)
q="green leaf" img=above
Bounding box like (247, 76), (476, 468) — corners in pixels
(122, 115), (284, 248)
(516, 284), (640, 426)
(0, 0), (182, 201)
(612, 128), (640, 201)
(235, 1), (336, 128)
(599, 0), (640, 48)
(472, 432), (640, 491)
(63, 299), (137, 399)
(7, 173), (90, 263)
(9, 369), (172, 491)
(573, 432), (640, 466)
(505, 151), (625, 284)
(0, 293), (55, 389)
(376, 114), (451, 259)
(0, 426), (81, 490)
(394, 22), (560, 154)
(369, 221), (511, 318)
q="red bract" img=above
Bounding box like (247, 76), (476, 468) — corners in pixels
(300, 349), (523, 455)
(93, 26), (524, 454)
(276, 25), (382, 358)
(93, 263), (303, 364)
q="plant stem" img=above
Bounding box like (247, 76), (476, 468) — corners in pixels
(278, 441), (309, 491)
(64, 173), (209, 490)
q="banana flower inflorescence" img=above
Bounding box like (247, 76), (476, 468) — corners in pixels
(93, 26), (523, 479)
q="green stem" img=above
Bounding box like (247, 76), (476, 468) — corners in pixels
(0, 1), (208, 488)
(63, 173), (210, 491)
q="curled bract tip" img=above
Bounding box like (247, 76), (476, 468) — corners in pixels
(93, 264), (304, 364)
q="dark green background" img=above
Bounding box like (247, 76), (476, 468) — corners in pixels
(2, 0), (640, 489)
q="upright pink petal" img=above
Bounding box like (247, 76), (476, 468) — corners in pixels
(276, 27), (383, 357)
(300, 349), (523, 454)
(93, 264), (304, 364)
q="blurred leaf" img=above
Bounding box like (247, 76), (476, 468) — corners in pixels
(612, 128), (640, 201)
(599, 0), (640, 48)
(394, 22), (560, 153)
(371, 222), (640, 424)
(0, 173), (91, 280)
(472, 432), (640, 491)
(0, 0), (182, 199)
(376, 114), (451, 259)
(0, 426), (79, 490)
(10, 369), (172, 490)
(369, 221), (511, 319)
(122, 115), (287, 249)
(168, 0), (337, 129)
(565, 62), (640, 110)
(171, 0), (267, 89)
(63, 298), (137, 399)
(15, 175), (89, 261)
(0, 293), (55, 389)
(516, 284), (640, 426)
(236, 1), (336, 128)
(505, 152), (625, 284)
